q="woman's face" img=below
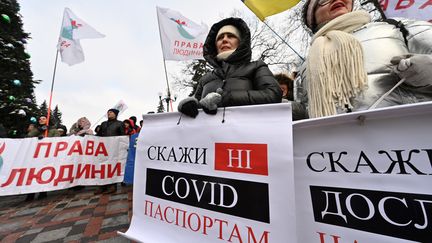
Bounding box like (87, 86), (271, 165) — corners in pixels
(314, 0), (353, 26)
(216, 32), (239, 54)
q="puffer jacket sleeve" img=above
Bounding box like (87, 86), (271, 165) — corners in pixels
(193, 77), (204, 101)
(221, 60), (282, 106)
(402, 19), (432, 54)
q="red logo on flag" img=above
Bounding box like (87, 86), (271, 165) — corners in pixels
(215, 143), (268, 176)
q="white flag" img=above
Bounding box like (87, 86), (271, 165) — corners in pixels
(104, 100), (128, 118)
(156, 6), (208, 61)
(57, 8), (105, 66)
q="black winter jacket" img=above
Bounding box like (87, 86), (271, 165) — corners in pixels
(194, 18), (282, 107)
(97, 119), (124, 137)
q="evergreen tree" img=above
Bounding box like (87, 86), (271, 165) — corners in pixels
(39, 100), (48, 116)
(157, 99), (165, 113)
(0, 0), (39, 137)
(52, 105), (63, 127)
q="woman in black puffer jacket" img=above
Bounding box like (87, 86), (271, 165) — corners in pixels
(178, 17), (282, 117)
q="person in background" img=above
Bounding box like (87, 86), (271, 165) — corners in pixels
(95, 108), (124, 194)
(25, 115), (60, 201)
(57, 124), (68, 137)
(69, 117), (93, 136)
(297, 0), (432, 118)
(275, 73), (308, 120)
(178, 17), (282, 117)
(275, 73), (294, 101)
(123, 119), (136, 136)
(129, 116), (140, 133)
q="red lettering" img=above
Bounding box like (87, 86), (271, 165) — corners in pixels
(54, 141), (68, 157)
(33, 142), (52, 158)
(228, 224), (243, 243)
(395, 0), (414, 10)
(154, 204), (163, 220)
(94, 143), (108, 156)
(76, 164), (91, 179)
(107, 163), (122, 178)
(38, 167), (56, 184)
(164, 206), (174, 223)
(420, 0), (432, 9)
(379, 0), (389, 10)
(54, 165), (74, 185)
(91, 164), (106, 179)
(85, 140), (94, 155)
(67, 141), (83, 156)
(1, 168), (26, 187)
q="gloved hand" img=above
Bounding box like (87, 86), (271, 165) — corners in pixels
(177, 97), (199, 118)
(199, 92), (222, 115)
(38, 135), (44, 140)
(391, 54), (432, 87)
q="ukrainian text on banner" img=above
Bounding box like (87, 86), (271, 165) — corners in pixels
(293, 101), (432, 243)
(379, 0), (432, 22)
(121, 103), (297, 243)
(156, 6), (208, 61)
(0, 135), (129, 196)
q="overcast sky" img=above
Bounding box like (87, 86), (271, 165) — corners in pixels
(18, 0), (258, 129)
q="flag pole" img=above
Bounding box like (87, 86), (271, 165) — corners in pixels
(156, 7), (172, 112)
(45, 50), (60, 137)
(262, 21), (304, 61)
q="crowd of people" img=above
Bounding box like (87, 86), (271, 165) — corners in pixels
(3, 0), (432, 201)
(22, 108), (144, 201)
(178, 1), (432, 120)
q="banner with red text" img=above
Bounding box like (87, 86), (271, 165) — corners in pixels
(379, 0), (432, 22)
(156, 6), (208, 61)
(0, 135), (129, 196)
(121, 104), (297, 242)
(293, 102), (432, 243)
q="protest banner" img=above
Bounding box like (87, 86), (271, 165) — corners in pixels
(293, 101), (432, 243)
(379, 0), (432, 22)
(0, 135), (129, 196)
(122, 103), (297, 242)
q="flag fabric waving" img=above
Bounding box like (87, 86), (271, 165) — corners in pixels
(156, 6), (208, 61)
(57, 8), (105, 66)
(241, 0), (301, 21)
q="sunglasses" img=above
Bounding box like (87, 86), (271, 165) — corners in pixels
(318, 0), (332, 6)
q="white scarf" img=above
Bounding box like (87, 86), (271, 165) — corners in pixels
(216, 49), (235, 61)
(307, 10), (371, 118)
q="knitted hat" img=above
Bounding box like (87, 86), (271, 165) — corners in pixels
(108, 108), (119, 117)
(216, 25), (241, 42)
(303, 0), (320, 31)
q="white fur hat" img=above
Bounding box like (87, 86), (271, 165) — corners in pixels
(216, 25), (241, 42)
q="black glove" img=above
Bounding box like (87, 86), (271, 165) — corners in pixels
(177, 97), (199, 118)
(38, 135), (44, 140)
(199, 92), (222, 115)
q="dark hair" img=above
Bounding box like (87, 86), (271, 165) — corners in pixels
(274, 73), (294, 100)
(129, 116), (137, 123)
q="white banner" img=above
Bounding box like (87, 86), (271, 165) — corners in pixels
(379, 0), (432, 22)
(294, 102), (432, 243)
(156, 6), (208, 61)
(0, 136), (128, 196)
(122, 104), (297, 242)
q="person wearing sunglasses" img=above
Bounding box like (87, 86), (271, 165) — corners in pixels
(296, 0), (432, 118)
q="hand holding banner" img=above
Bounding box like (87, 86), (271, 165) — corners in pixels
(122, 103), (297, 242)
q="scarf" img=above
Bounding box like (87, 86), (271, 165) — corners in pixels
(216, 49), (235, 61)
(306, 10), (371, 118)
